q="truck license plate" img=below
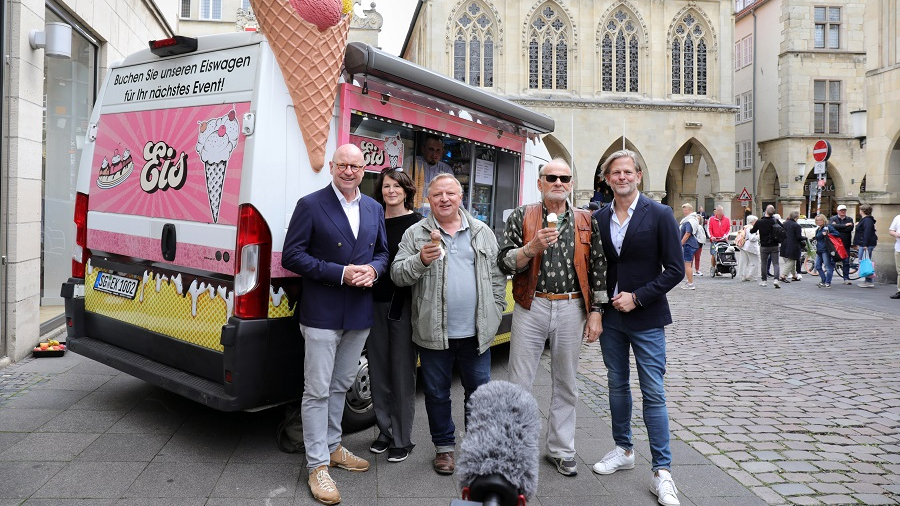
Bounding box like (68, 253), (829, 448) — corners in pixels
(93, 272), (139, 299)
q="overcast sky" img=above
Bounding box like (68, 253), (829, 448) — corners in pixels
(374, 0), (418, 55)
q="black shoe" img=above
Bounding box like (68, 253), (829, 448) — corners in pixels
(547, 455), (578, 476)
(369, 439), (389, 454)
(891, 292), (900, 299)
(387, 447), (410, 462)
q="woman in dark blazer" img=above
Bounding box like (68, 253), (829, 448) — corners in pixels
(779, 211), (804, 282)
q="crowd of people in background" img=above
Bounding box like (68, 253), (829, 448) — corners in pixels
(677, 201), (900, 299)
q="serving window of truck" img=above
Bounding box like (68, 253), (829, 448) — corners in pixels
(338, 43), (554, 234)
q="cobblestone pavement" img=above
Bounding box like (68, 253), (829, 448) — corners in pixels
(578, 272), (900, 505)
(0, 357), (50, 408)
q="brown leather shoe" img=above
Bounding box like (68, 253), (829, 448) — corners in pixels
(433, 451), (455, 475)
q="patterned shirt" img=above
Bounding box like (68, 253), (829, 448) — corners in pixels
(499, 203), (609, 306)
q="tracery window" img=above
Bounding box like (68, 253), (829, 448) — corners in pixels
(527, 3), (570, 90)
(452, 2), (495, 87)
(601, 8), (640, 93)
(671, 12), (708, 96)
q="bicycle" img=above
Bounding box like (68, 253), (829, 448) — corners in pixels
(834, 246), (860, 281)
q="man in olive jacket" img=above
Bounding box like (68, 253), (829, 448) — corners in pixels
(391, 173), (506, 476)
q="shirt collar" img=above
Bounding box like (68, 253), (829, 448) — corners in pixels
(614, 193), (640, 216)
(331, 182), (361, 205)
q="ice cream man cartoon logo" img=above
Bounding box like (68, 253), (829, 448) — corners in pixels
(351, 133), (404, 172)
(96, 147), (135, 189)
(196, 108), (240, 223)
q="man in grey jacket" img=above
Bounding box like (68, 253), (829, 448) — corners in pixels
(392, 173), (506, 476)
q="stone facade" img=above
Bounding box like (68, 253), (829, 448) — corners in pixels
(402, 0), (736, 213)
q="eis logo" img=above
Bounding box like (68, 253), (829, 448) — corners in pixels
(141, 141), (188, 193)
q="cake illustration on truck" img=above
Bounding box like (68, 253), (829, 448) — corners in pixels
(196, 108), (240, 223)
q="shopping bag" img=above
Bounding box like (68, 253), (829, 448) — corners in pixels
(827, 235), (848, 260)
(859, 248), (875, 278)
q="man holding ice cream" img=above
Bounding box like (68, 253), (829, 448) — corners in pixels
(498, 158), (608, 477)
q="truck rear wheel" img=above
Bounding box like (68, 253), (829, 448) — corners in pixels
(342, 352), (375, 432)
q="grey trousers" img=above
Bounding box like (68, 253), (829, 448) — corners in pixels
(508, 297), (586, 459)
(300, 324), (369, 470)
(760, 245), (780, 281)
(369, 299), (417, 450)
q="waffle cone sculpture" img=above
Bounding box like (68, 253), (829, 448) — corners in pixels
(250, 0), (352, 171)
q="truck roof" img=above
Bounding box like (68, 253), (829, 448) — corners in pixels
(117, 32), (263, 68)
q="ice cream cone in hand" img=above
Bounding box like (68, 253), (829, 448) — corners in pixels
(430, 229), (441, 246)
(547, 213), (558, 229)
(250, 0), (352, 172)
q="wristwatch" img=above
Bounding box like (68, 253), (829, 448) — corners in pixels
(590, 306), (603, 314)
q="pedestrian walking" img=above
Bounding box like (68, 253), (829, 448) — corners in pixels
(282, 144), (390, 505)
(706, 205), (730, 276)
(679, 203), (700, 290)
(890, 213), (900, 299)
(779, 211), (804, 282)
(814, 214), (838, 288)
(829, 204), (855, 285)
(853, 204), (877, 287)
(368, 168), (422, 463)
(591, 149), (684, 506)
(693, 210), (706, 276)
(391, 173), (506, 476)
(750, 205), (781, 288)
(736, 216), (760, 281)
(498, 158), (608, 477)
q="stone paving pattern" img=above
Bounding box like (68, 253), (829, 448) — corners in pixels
(0, 272), (898, 504)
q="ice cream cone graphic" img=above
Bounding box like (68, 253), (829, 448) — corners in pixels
(196, 109), (240, 223)
(250, 0), (352, 172)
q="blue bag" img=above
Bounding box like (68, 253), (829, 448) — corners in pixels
(859, 248), (875, 278)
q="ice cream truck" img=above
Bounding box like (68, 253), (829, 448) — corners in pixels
(59, 25), (553, 426)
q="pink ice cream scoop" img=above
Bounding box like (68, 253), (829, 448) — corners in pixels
(289, 0), (342, 31)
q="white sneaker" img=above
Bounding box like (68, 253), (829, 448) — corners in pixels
(694, 271), (703, 277)
(759, 281), (767, 287)
(681, 283), (695, 290)
(773, 280), (781, 289)
(592, 446), (635, 475)
(651, 469), (680, 506)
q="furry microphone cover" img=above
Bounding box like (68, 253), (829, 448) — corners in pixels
(456, 380), (541, 499)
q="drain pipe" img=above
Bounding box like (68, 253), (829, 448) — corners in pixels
(1, 0), (8, 359)
(751, 8), (758, 216)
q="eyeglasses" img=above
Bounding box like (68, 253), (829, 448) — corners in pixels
(335, 163), (365, 173)
(542, 174), (572, 183)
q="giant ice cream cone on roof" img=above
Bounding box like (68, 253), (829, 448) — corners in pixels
(250, 0), (352, 172)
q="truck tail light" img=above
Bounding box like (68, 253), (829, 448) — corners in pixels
(71, 192), (90, 278)
(233, 204), (271, 319)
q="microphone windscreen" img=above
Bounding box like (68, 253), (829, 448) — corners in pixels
(456, 380), (541, 499)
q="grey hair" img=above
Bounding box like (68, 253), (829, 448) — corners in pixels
(427, 173), (464, 195)
(746, 215), (759, 224)
(715, 205), (724, 212)
(765, 205), (776, 217)
(859, 204), (873, 215)
(789, 210), (800, 220)
(539, 158), (571, 177)
(600, 149), (642, 177)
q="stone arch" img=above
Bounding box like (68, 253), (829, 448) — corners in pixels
(884, 131), (900, 193)
(663, 138), (719, 212)
(800, 161), (845, 216)
(758, 162), (780, 212)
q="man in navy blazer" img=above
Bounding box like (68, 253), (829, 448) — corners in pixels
(589, 149), (684, 506)
(282, 143), (389, 505)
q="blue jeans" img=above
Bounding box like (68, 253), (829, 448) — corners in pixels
(599, 309), (672, 471)
(417, 337), (491, 452)
(861, 245), (875, 282)
(815, 251), (834, 284)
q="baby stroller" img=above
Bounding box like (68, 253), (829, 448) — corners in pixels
(711, 240), (737, 278)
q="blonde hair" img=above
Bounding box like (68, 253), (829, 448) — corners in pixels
(681, 203), (694, 211)
(814, 213), (827, 225)
(600, 149), (642, 177)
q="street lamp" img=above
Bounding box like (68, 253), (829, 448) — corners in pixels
(795, 162), (806, 182)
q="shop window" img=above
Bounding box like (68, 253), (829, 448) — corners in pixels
(41, 7), (97, 310)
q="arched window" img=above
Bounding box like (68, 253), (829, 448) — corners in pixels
(601, 8), (640, 93)
(671, 12), (708, 96)
(527, 3), (570, 90)
(452, 2), (495, 87)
